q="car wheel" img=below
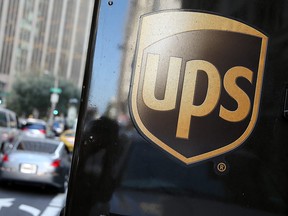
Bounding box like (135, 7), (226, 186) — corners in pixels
(57, 179), (67, 193)
(58, 184), (66, 193)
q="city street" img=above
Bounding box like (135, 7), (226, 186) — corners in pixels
(0, 184), (66, 216)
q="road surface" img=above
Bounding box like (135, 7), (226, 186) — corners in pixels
(0, 184), (66, 216)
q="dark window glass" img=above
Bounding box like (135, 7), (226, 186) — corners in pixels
(16, 140), (57, 154)
(24, 123), (46, 130)
(0, 111), (7, 127)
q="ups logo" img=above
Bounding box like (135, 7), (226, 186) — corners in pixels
(130, 11), (268, 165)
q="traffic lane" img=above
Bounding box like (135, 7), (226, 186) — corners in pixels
(0, 184), (66, 216)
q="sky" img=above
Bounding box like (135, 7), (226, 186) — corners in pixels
(89, 0), (130, 115)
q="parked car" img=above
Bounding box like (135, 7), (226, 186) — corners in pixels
(59, 129), (75, 152)
(0, 107), (20, 154)
(21, 118), (47, 138)
(0, 136), (70, 192)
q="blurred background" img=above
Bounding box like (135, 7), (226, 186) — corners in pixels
(0, 0), (94, 128)
(0, 0), (94, 215)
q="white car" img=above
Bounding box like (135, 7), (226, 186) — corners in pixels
(21, 118), (47, 138)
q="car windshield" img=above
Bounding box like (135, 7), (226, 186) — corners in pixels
(16, 140), (58, 154)
(65, 132), (75, 137)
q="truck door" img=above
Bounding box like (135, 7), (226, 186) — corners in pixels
(65, 1), (288, 215)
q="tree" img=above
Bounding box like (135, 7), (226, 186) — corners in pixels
(6, 73), (81, 119)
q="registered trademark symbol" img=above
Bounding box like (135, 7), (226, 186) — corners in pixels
(217, 162), (227, 172)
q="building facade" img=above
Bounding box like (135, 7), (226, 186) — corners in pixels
(0, 0), (94, 94)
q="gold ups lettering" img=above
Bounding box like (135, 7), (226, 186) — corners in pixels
(142, 54), (253, 139)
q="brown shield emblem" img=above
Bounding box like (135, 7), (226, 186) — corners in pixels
(130, 11), (268, 165)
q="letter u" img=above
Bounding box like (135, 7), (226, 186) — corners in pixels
(142, 53), (182, 111)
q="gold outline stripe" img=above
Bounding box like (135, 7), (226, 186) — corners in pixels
(131, 11), (268, 165)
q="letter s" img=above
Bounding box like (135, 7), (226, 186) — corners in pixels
(219, 66), (253, 122)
